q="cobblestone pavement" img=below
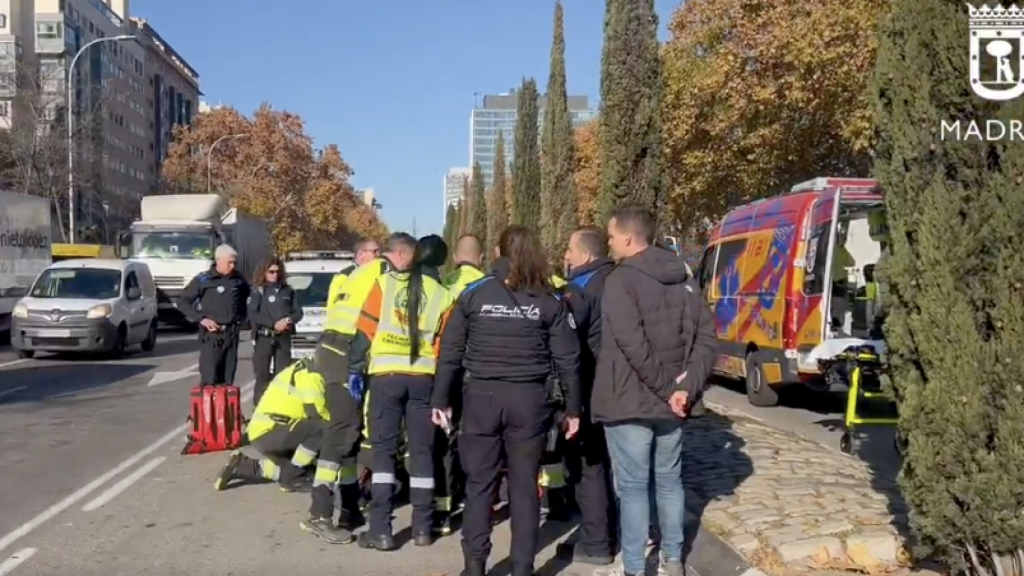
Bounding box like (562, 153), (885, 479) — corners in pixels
(685, 402), (911, 574)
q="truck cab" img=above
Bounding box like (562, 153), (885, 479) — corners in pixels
(284, 251), (354, 360)
(125, 195), (269, 326)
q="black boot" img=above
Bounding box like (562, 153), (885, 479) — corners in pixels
(357, 532), (397, 551)
(338, 483), (365, 529)
(413, 530), (433, 547)
(337, 508), (365, 531)
(461, 558), (486, 576)
(213, 451), (260, 491)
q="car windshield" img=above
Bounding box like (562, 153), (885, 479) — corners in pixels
(30, 268), (122, 299)
(288, 272), (333, 308)
(132, 231), (214, 260)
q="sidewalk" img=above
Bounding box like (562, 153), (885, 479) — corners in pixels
(685, 402), (911, 574)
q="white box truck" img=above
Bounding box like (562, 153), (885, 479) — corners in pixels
(127, 194), (269, 325)
(0, 191), (52, 337)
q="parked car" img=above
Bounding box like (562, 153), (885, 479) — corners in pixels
(10, 259), (158, 358)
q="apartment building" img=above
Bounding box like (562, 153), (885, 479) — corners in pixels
(0, 0), (36, 130)
(32, 0), (148, 238)
(128, 16), (198, 192)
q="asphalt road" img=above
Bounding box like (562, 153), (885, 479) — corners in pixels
(704, 378), (901, 477)
(0, 339), (654, 576)
(0, 336), (896, 576)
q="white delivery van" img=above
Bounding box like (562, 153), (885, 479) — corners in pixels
(284, 251), (354, 360)
(11, 259), (159, 358)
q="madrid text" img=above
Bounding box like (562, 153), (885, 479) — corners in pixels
(940, 119), (1024, 141)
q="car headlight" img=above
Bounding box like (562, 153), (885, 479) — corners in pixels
(12, 304), (28, 318)
(86, 304), (112, 319)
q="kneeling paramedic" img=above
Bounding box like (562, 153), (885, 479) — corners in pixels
(303, 233), (417, 541)
(350, 234), (454, 551)
(214, 358), (324, 494)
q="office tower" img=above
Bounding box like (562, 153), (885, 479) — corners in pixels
(470, 89), (594, 189)
(443, 166), (471, 219)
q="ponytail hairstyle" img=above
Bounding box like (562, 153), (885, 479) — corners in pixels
(405, 234), (449, 363)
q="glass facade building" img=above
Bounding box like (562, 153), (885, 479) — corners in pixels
(470, 90), (594, 190)
(442, 167), (471, 221)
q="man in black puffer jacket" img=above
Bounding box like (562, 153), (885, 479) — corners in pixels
(591, 205), (718, 576)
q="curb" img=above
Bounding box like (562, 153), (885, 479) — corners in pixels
(685, 505), (765, 576)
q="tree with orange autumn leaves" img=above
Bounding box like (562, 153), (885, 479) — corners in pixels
(159, 104), (387, 253)
(565, 0), (883, 234)
(658, 0), (882, 230)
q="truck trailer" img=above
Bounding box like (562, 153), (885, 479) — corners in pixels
(0, 191), (52, 338)
(127, 194), (269, 326)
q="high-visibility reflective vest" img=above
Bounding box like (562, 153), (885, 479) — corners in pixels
(367, 272), (454, 376)
(444, 263), (485, 297)
(248, 359), (329, 441)
(326, 264), (357, 309)
(325, 258), (390, 336)
(549, 274), (567, 290)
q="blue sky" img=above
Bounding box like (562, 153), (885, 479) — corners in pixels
(132, 0), (681, 236)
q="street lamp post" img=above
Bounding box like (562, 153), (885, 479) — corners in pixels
(206, 133), (249, 193)
(67, 34), (136, 244)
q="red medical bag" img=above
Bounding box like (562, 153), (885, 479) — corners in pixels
(181, 385), (244, 455)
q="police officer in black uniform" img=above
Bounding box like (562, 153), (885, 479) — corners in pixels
(178, 244), (251, 385)
(558, 226), (617, 566)
(248, 257), (303, 405)
(432, 225), (581, 576)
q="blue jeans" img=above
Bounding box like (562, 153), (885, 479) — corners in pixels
(605, 420), (684, 576)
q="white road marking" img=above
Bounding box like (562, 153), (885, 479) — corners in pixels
(0, 360), (28, 370)
(147, 363), (200, 387)
(0, 425), (185, 555)
(0, 548), (37, 576)
(0, 379), (255, 555)
(0, 387), (26, 400)
(82, 457), (167, 512)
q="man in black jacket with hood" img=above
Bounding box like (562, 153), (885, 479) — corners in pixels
(593, 205), (718, 576)
(557, 226), (617, 565)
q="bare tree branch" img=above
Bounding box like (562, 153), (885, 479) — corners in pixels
(0, 64), (109, 242)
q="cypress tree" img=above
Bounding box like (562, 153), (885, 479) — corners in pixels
(458, 175), (471, 237)
(511, 77), (541, 229)
(468, 161), (488, 240)
(872, 0), (1024, 572)
(540, 0), (578, 262)
(442, 202), (459, 272)
(487, 131), (510, 258)
(596, 0), (664, 227)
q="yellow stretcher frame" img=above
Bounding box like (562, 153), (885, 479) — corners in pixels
(825, 348), (901, 455)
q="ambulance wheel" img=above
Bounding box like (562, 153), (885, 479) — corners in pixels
(840, 431), (855, 455)
(745, 351), (779, 407)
